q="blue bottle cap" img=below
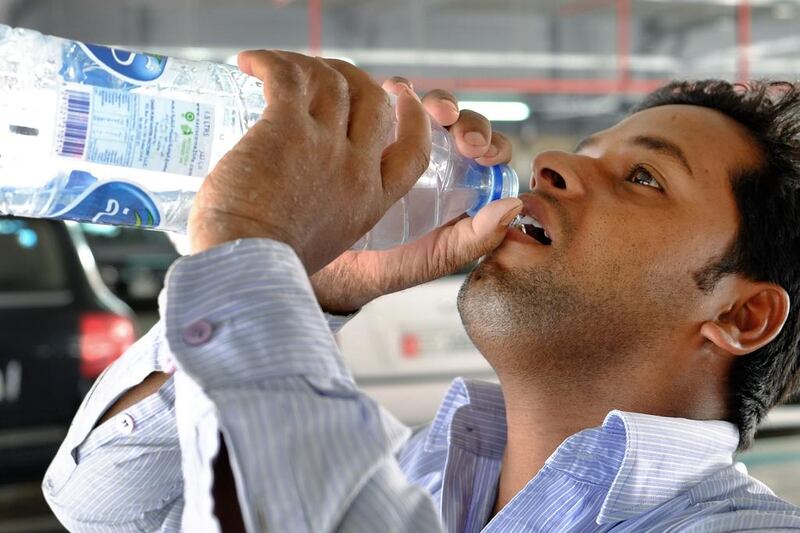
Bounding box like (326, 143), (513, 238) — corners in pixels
(466, 163), (520, 216)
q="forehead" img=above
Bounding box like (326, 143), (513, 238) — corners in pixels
(605, 104), (762, 177)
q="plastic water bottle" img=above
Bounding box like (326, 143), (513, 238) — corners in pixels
(0, 25), (519, 250)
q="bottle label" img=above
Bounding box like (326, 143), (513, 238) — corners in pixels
(81, 43), (167, 85)
(48, 172), (162, 228)
(55, 86), (215, 177)
(60, 41), (167, 90)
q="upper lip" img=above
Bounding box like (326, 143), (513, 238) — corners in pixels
(518, 193), (555, 244)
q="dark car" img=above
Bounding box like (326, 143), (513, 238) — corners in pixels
(0, 217), (136, 483)
(79, 224), (180, 310)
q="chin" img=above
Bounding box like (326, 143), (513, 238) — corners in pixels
(457, 262), (519, 346)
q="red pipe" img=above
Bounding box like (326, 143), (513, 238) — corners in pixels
(737, 1), (751, 82)
(308, 0), (322, 56)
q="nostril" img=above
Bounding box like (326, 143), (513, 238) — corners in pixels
(542, 167), (567, 189)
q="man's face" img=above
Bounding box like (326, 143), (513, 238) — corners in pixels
(458, 104), (762, 383)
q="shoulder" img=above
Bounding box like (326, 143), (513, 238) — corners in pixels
(678, 464), (800, 532)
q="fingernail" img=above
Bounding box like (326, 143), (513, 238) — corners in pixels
(485, 144), (499, 158)
(390, 76), (414, 91)
(500, 202), (523, 226)
(464, 131), (487, 147)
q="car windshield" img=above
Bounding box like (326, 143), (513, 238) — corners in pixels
(0, 217), (68, 291)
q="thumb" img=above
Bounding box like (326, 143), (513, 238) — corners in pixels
(363, 196), (523, 295)
(418, 197), (522, 277)
(467, 197), (524, 247)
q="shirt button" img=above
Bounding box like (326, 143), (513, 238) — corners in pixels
(182, 319), (214, 346)
(117, 413), (135, 435)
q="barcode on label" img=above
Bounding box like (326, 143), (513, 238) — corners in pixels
(57, 90), (91, 158)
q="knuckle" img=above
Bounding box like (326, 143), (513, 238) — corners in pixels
(270, 59), (305, 92)
(328, 70), (350, 100)
(287, 60), (306, 84)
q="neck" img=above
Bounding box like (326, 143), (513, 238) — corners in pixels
(490, 352), (731, 516)
(492, 378), (612, 515)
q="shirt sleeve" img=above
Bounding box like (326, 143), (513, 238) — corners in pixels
(42, 322), (184, 532)
(42, 285), (358, 532)
(164, 238), (443, 533)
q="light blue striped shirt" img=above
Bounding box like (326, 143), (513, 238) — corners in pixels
(43, 239), (800, 532)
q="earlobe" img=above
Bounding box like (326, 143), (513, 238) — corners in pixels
(701, 283), (790, 357)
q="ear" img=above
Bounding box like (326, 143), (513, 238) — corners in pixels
(700, 281), (790, 356)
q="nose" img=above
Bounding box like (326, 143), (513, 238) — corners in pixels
(529, 150), (588, 198)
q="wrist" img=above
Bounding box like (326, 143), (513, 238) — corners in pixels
(311, 254), (382, 314)
(188, 211), (296, 256)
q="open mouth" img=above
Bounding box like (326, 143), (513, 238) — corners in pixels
(512, 213), (552, 246)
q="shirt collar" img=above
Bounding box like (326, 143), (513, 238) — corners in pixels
(596, 410), (739, 524)
(424, 378), (507, 457)
(424, 379), (740, 524)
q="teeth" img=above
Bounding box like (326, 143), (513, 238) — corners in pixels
(519, 214), (543, 229)
(511, 214), (526, 233)
(511, 213), (551, 242)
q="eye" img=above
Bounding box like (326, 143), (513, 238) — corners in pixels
(626, 165), (663, 191)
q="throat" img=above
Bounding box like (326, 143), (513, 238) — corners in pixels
(491, 419), (566, 517)
(492, 445), (549, 517)
(490, 380), (619, 517)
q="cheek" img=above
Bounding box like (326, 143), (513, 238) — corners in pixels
(566, 216), (699, 293)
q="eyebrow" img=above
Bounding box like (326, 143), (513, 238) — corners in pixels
(574, 134), (695, 179)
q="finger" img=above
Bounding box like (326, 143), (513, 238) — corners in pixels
(382, 76), (414, 97)
(303, 57), (352, 130)
(475, 131), (513, 167)
(380, 85), (431, 204)
(327, 59), (394, 151)
(441, 197), (523, 262)
(374, 197), (523, 289)
(421, 89), (460, 127)
(423, 197), (523, 277)
(449, 109), (493, 160)
(239, 51), (352, 133)
(237, 50), (309, 109)
(382, 77), (418, 133)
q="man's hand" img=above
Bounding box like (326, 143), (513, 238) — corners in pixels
(188, 51), (431, 275)
(311, 81), (523, 314)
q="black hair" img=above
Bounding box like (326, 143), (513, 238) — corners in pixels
(634, 80), (800, 450)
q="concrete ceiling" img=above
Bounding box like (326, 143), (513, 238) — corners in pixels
(2, 0), (800, 138)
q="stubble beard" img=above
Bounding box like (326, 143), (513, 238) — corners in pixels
(456, 256), (660, 390)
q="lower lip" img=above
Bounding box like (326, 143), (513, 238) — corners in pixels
(504, 226), (549, 247)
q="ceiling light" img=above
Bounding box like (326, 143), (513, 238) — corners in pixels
(458, 101), (531, 122)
